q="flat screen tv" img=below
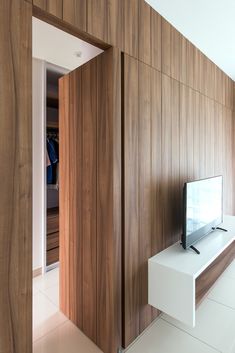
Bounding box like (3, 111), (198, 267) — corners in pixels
(182, 176), (223, 250)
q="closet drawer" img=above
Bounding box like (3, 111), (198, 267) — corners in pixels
(47, 213), (59, 234)
(47, 232), (59, 251)
(47, 247), (59, 266)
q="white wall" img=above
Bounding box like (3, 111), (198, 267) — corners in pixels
(33, 58), (46, 271)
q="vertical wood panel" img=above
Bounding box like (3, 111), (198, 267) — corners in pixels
(161, 19), (171, 76)
(123, 55), (139, 347)
(33, 0), (46, 9)
(171, 27), (180, 81)
(151, 9), (161, 71)
(225, 108), (233, 213)
(69, 70), (83, 327)
(171, 79), (180, 241)
(179, 84), (188, 181)
(187, 88), (195, 179)
(138, 0), (151, 65)
(59, 75), (71, 318)
(194, 47), (201, 92)
(87, 0), (124, 48)
(87, 0), (107, 41)
(162, 74), (172, 247)
(124, 0), (139, 58)
(187, 42), (195, 89)
(199, 94), (206, 177)
(0, 1), (32, 352)
(161, 75), (180, 247)
(214, 103), (223, 177)
(180, 34), (187, 85)
(47, 0), (62, 18)
(107, 0), (124, 49)
(63, 0), (86, 31)
(82, 61), (97, 341)
(150, 68), (162, 321)
(138, 62), (152, 332)
(96, 48), (122, 353)
(193, 91), (200, 179)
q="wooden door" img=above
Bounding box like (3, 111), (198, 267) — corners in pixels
(59, 47), (122, 353)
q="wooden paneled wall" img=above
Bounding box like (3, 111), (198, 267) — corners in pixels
(123, 53), (234, 347)
(1, 1), (234, 353)
(0, 1), (32, 353)
(122, 49), (231, 346)
(59, 48), (122, 353)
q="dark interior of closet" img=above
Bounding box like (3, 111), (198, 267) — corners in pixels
(46, 69), (63, 267)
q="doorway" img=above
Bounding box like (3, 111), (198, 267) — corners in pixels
(32, 17), (104, 349)
(0, 4), (122, 352)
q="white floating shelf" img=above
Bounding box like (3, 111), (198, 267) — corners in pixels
(148, 215), (235, 327)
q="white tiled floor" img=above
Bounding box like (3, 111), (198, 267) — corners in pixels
(33, 260), (235, 353)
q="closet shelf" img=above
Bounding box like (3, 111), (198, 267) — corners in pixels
(47, 121), (59, 129)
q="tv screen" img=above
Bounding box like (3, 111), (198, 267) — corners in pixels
(182, 176), (223, 250)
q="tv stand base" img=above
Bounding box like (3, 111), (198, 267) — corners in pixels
(148, 215), (235, 327)
(190, 245), (200, 255)
(212, 226), (228, 232)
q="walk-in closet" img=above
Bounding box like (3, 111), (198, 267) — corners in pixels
(46, 68), (62, 268)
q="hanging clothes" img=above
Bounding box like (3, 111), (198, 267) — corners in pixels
(47, 136), (59, 185)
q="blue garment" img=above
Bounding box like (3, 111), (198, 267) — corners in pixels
(47, 165), (53, 184)
(47, 138), (59, 184)
(47, 139), (58, 164)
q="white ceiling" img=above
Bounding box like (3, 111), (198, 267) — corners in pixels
(33, 17), (103, 71)
(146, 0), (235, 80)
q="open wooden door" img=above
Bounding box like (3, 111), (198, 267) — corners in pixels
(59, 48), (122, 353)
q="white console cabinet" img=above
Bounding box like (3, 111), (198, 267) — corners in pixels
(148, 215), (235, 327)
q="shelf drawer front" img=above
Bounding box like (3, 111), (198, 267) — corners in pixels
(47, 247), (59, 266)
(47, 214), (59, 234)
(47, 232), (59, 251)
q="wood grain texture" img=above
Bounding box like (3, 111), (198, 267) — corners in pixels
(150, 69), (162, 321)
(82, 59), (97, 340)
(33, 0), (46, 9)
(60, 48), (122, 353)
(96, 48), (122, 353)
(59, 74), (71, 318)
(124, 0), (139, 58)
(87, 0), (107, 41)
(180, 34), (187, 85)
(139, 0), (151, 66)
(162, 19), (180, 81)
(161, 18), (171, 76)
(63, 0), (86, 31)
(196, 241), (235, 305)
(138, 0), (161, 71)
(123, 62), (234, 348)
(0, 1), (32, 353)
(47, 247), (59, 265)
(123, 54), (140, 348)
(47, 0), (62, 18)
(85, 0), (124, 48)
(3, 2), (235, 352)
(123, 55), (163, 346)
(138, 61), (152, 332)
(68, 68), (83, 327)
(151, 9), (161, 71)
(161, 74), (180, 248)
(107, 0), (124, 49)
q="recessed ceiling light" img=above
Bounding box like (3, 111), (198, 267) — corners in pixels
(74, 51), (82, 58)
